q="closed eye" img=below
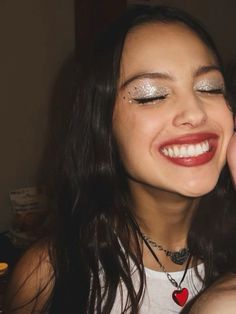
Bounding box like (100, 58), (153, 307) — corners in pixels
(133, 94), (168, 104)
(199, 88), (224, 95)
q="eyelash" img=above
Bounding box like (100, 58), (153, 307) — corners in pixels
(133, 94), (168, 104)
(131, 87), (225, 105)
(197, 88), (225, 95)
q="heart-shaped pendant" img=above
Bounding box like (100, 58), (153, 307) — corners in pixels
(172, 288), (189, 307)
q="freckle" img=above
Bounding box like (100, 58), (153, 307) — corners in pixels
(135, 87), (137, 89)
(123, 96), (126, 100)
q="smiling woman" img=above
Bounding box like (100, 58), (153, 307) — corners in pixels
(113, 22), (233, 198)
(4, 5), (236, 314)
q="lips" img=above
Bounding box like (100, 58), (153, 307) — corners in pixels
(159, 133), (218, 167)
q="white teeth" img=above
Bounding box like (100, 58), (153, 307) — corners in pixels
(163, 148), (168, 156)
(188, 145), (195, 156)
(161, 140), (210, 158)
(202, 141), (209, 152)
(195, 143), (202, 155)
(168, 147), (174, 157)
(180, 146), (187, 157)
(173, 146), (179, 157)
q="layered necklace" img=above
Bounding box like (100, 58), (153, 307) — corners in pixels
(130, 217), (191, 307)
(142, 234), (190, 265)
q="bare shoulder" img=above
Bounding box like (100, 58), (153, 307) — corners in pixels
(190, 274), (236, 314)
(4, 239), (54, 313)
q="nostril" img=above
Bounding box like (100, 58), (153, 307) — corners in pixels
(173, 109), (208, 128)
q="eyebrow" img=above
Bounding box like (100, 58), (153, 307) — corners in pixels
(193, 65), (221, 77)
(120, 65), (222, 90)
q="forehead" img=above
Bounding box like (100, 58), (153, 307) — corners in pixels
(120, 22), (217, 82)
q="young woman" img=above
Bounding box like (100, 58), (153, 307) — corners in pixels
(4, 5), (236, 313)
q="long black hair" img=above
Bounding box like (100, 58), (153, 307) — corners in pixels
(30, 5), (236, 313)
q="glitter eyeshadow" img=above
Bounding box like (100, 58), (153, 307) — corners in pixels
(127, 81), (169, 99)
(194, 79), (225, 91)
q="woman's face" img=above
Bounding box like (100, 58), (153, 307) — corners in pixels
(113, 22), (233, 197)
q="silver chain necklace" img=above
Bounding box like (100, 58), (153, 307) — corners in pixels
(129, 215), (191, 307)
(140, 230), (191, 307)
(142, 234), (190, 265)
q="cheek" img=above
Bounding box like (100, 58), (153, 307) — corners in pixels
(218, 106), (234, 138)
(113, 108), (163, 147)
(212, 105), (234, 162)
(209, 103), (233, 134)
(113, 106), (136, 146)
(113, 106), (163, 162)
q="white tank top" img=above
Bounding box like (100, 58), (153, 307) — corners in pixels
(110, 263), (204, 313)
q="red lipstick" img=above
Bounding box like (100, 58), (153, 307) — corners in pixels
(159, 133), (218, 167)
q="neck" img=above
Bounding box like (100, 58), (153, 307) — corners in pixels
(129, 180), (200, 250)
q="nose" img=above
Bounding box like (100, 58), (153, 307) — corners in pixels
(173, 94), (207, 128)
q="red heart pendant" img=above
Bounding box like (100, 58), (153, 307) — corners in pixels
(172, 288), (189, 307)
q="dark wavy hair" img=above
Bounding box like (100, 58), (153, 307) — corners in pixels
(27, 5), (236, 313)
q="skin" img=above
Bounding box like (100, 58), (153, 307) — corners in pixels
(190, 274), (236, 313)
(191, 134), (236, 312)
(227, 123), (236, 187)
(113, 22), (234, 272)
(4, 21), (236, 313)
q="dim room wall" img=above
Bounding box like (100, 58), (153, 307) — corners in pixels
(0, 0), (75, 231)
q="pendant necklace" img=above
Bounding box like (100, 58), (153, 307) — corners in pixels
(142, 234), (190, 265)
(130, 216), (191, 307)
(141, 232), (191, 307)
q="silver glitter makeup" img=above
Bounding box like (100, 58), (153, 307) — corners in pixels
(128, 80), (169, 99)
(194, 79), (225, 92)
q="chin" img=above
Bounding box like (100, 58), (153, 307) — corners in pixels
(179, 178), (219, 198)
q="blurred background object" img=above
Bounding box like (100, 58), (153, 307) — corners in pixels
(0, 262), (8, 312)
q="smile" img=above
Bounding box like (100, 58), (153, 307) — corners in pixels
(161, 140), (210, 158)
(159, 133), (218, 167)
